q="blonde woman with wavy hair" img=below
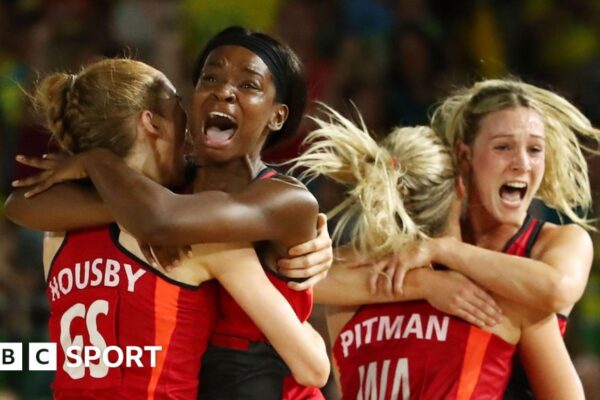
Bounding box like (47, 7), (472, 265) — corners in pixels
(347, 78), (598, 398)
(288, 104), (583, 399)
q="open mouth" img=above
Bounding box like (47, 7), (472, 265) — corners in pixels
(499, 181), (527, 203)
(204, 112), (238, 146)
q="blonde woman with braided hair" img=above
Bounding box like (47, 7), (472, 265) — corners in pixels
(290, 104), (583, 399)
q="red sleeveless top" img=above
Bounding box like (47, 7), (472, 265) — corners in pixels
(332, 299), (516, 399)
(46, 224), (217, 399)
(207, 168), (322, 399)
(501, 215), (567, 334)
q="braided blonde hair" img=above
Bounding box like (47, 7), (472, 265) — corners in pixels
(431, 78), (600, 230)
(33, 58), (173, 157)
(291, 104), (456, 259)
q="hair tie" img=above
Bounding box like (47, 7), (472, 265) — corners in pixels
(391, 156), (398, 168)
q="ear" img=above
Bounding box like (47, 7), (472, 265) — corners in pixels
(267, 104), (289, 131)
(455, 175), (466, 203)
(140, 110), (160, 137)
(456, 141), (471, 174)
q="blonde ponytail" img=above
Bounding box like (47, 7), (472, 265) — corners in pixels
(291, 104), (456, 259)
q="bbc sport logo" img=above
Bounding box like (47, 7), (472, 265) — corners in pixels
(0, 343), (162, 372)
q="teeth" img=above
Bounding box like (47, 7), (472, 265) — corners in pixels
(505, 182), (527, 189)
(209, 111), (236, 122)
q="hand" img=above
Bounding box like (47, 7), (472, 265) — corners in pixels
(278, 213), (333, 291)
(12, 152), (89, 197)
(139, 242), (193, 271)
(368, 241), (434, 295)
(425, 270), (502, 327)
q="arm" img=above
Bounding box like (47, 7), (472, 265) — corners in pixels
(315, 262), (501, 327)
(197, 243), (329, 387)
(4, 185), (113, 230)
(13, 149), (318, 246)
(519, 312), (584, 399)
(79, 149), (318, 246)
(431, 225), (593, 312)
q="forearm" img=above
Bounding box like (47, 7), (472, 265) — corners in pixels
(314, 263), (431, 305)
(520, 313), (584, 399)
(81, 149), (173, 241)
(5, 185), (113, 230)
(432, 238), (563, 312)
(82, 149), (316, 246)
(217, 267), (329, 387)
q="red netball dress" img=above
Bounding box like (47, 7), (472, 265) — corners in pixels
(198, 168), (323, 400)
(332, 298), (516, 399)
(47, 224), (217, 400)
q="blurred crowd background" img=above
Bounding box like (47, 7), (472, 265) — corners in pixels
(1, 0), (600, 399)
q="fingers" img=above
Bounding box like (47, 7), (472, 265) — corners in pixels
(15, 155), (57, 170)
(457, 306), (487, 328)
(458, 301), (498, 328)
(455, 291), (502, 327)
(278, 247), (332, 270)
(473, 288), (503, 315)
(42, 153), (67, 161)
(316, 213), (328, 233)
(391, 259), (409, 295)
(288, 270), (328, 291)
(11, 170), (52, 188)
(392, 267), (406, 296)
(154, 247), (181, 271)
(288, 230), (332, 257)
(375, 268), (393, 296)
(139, 243), (162, 269)
(279, 261), (329, 280)
(183, 245), (193, 258)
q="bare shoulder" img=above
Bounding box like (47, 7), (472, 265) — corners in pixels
(533, 221), (592, 259)
(247, 173), (318, 213)
(245, 174), (318, 243)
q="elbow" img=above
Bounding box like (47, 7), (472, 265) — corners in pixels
(546, 277), (577, 313)
(4, 192), (28, 227)
(293, 360), (330, 388)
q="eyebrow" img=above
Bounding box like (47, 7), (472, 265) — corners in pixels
(491, 133), (545, 140)
(243, 65), (265, 78)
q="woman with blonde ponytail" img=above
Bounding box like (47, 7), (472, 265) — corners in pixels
(290, 104), (584, 399)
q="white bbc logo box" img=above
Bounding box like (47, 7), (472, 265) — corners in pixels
(0, 343), (56, 371)
(0, 343), (22, 371)
(29, 343), (57, 371)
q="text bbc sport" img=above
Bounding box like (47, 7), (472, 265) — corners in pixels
(0, 343), (162, 371)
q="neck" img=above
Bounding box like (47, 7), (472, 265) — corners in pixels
(125, 147), (162, 183)
(194, 154), (266, 193)
(464, 202), (524, 251)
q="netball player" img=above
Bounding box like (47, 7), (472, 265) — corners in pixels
(291, 105), (584, 399)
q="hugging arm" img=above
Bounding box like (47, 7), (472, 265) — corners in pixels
(4, 184), (112, 230)
(29, 149), (318, 246)
(10, 149), (332, 279)
(198, 243), (330, 387)
(314, 248), (502, 327)
(431, 228), (593, 313)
